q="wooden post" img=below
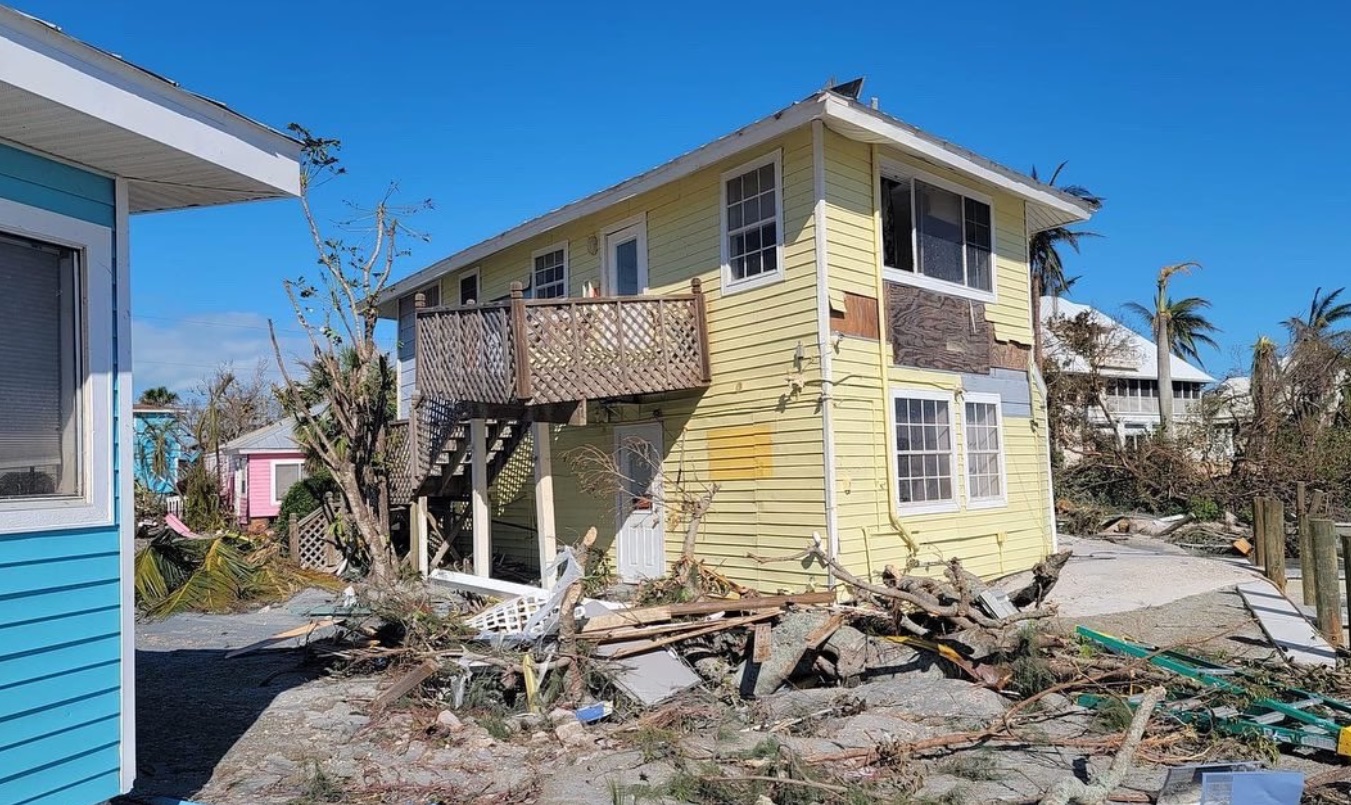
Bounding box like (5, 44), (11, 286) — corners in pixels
(510, 282), (532, 400)
(691, 277), (712, 384)
(1311, 519), (1343, 646)
(1297, 481), (1308, 517)
(1251, 496), (1267, 567)
(1263, 497), (1285, 592)
(1300, 511), (1316, 606)
(532, 421), (558, 587)
(1311, 488), (1328, 517)
(411, 496), (429, 577)
(470, 417), (491, 577)
(1342, 528), (1351, 651)
(288, 513), (299, 559)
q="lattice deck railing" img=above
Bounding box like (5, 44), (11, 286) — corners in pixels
(414, 279), (711, 407)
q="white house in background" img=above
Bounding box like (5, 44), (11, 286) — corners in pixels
(1040, 296), (1215, 445)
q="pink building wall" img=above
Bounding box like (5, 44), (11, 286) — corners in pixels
(243, 450), (306, 521)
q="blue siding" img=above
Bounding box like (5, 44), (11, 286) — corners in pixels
(0, 145), (124, 804)
(962, 368), (1034, 418)
(0, 141), (114, 226)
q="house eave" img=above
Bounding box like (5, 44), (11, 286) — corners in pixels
(0, 5), (302, 211)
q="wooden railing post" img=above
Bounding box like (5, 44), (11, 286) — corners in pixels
(510, 282), (532, 401)
(288, 513), (299, 560)
(1263, 497), (1285, 592)
(691, 277), (712, 383)
(1311, 518), (1343, 646)
(1252, 496), (1267, 568)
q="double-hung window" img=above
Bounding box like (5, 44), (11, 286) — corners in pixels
(0, 234), (81, 501)
(721, 153), (782, 293)
(892, 390), (957, 511)
(891, 389), (1008, 512)
(964, 394), (1005, 507)
(881, 164), (994, 299)
(531, 243), (568, 299)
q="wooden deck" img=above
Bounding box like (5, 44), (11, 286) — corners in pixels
(414, 280), (711, 408)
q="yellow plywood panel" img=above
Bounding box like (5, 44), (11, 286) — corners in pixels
(706, 424), (773, 482)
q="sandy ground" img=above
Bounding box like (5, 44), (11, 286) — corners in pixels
(115, 536), (1342, 804)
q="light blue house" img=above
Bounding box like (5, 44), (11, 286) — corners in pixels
(0, 7), (301, 804)
(132, 405), (189, 496)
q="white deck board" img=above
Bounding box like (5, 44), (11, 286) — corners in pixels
(1237, 581), (1337, 668)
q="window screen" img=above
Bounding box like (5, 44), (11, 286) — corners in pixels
(0, 235), (80, 500)
(273, 462), (304, 502)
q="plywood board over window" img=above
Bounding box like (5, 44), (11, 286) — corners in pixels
(829, 291), (880, 340)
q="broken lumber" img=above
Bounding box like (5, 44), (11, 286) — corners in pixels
(581, 591), (834, 632)
(223, 619), (337, 659)
(603, 611), (778, 660)
(751, 622), (772, 663)
(803, 612), (845, 649)
(369, 658), (441, 712)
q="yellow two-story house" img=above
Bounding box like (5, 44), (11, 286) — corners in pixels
(379, 83), (1097, 591)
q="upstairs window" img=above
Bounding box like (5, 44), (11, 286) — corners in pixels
(882, 169), (994, 297)
(532, 244), (568, 299)
(0, 235), (81, 501)
(458, 270), (480, 305)
(721, 153), (782, 292)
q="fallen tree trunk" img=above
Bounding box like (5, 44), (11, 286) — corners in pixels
(1008, 549), (1072, 608)
(1039, 686), (1165, 805)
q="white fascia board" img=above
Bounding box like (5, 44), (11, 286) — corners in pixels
(378, 96), (829, 316)
(819, 95), (1095, 227)
(0, 9), (301, 196)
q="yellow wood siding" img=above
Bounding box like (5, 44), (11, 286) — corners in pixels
(821, 130), (1054, 581)
(426, 128), (829, 590)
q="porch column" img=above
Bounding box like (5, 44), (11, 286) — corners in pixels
(532, 421), (558, 587)
(410, 496), (429, 577)
(470, 418), (491, 577)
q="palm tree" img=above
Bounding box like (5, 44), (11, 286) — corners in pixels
(138, 386), (180, 407)
(1130, 263), (1204, 434)
(1029, 162), (1103, 361)
(1124, 295), (1220, 367)
(1285, 287), (1351, 342)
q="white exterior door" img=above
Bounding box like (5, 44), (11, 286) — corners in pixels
(615, 423), (664, 581)
(603, 219), (648, 297)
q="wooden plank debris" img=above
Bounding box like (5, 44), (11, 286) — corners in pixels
(223, 619), (338, 659)
(370, 658), (441, 712)
(1236, 581), (1336, 668)
(581, 591), (834, 633)
(803, 612), (845, 650)
(752, 622), (773, 663)
(604, 611), (779, 660)
(582, 601), (700, 707)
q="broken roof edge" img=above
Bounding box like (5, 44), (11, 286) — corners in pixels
(378, 88), (1097, 316)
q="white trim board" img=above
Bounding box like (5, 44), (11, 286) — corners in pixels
(114, 176), (135, 794)
(0, 196), (114, 535)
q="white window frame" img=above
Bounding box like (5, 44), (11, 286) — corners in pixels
(530, 241), (570, 300)
(719, 150), (785, 296)
(962, 392), (1008, 510)
(456, 267), (481, 306)
(600, 212), (649, 296)
(269, 459), (305, 506)
(879, 158), (997, 304)
(0, 197), (113, 535)
(888, 387), (960, 515)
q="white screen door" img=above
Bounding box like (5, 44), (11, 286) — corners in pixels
(614, 423), (664, 581)
(603, 220), (647, 297)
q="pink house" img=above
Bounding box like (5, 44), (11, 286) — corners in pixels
(220, 416), (308, 523)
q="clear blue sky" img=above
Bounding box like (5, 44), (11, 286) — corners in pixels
(17, 0), (1349, 391)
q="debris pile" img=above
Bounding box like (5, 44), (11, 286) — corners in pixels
(237, 530), (1351, 804)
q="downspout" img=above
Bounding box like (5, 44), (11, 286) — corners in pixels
(868, 145), (921, 560)
(811, 119), (841, 584)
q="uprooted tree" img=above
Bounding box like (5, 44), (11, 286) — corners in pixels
(271, 127), (431, 582)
